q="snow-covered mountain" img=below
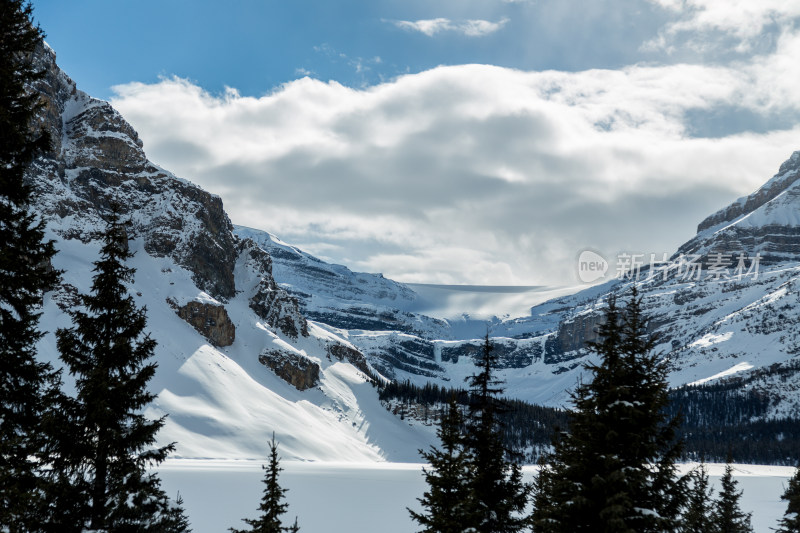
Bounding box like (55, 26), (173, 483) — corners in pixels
(235, 150), (800, 417)
(28, 43), (436, 462)
(27, 40), (800, 463)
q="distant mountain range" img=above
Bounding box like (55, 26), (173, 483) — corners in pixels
(27, 40), (800, 462)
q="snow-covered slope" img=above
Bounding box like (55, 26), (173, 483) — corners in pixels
(233, 152), (800, 418)
(28, 43), (435, 462)
(27, 39), (800, 463)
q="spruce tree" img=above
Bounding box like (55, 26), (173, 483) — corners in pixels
(776, 465), (800, 533)
(409, 397), (472, 533)
(54, 210), (187, 531)
(158, 493), (193, 533)
(462, 334), (531, 533)
(0, 1), (61, 530)
(231, 434), (299, 533)
(713, 459), (752, 533)
(683, 464), (715, 533)
(532, 288), (686, 532)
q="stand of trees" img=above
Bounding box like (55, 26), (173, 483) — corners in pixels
(411, 335), (531, 532)
(531, 289), (687, 531)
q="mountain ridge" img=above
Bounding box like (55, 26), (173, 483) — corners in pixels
(24, 40), (800, 462)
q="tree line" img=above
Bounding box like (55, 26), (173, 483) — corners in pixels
(378, 352), (800, 465)
(408, 289), (800, 532)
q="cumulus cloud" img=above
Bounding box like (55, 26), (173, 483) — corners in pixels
(111, 31), (800, 286)
(392, 17), (509, 37)
(644, 0), (800, 53)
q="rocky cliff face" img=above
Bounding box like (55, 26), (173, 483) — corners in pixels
(239, 240), (308, 339)
(21, 42), (434, 462)
(678, 151), (800, 264)
(259, 350), (320, 391)
(30, 43), (238, 300)
(27, 43), (305, 341)
(175, 300), (236, 347)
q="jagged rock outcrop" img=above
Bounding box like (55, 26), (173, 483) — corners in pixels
(697, 152), (800, 233)
(28, 43), (237, 300)
(441, 338), (542, 368)
(679, 151), (800, 264)
(235, 226), (451, 338)
(259, 350), (320, 390)
(328, 343), (371, 376)
(241, 240), (309, 339)
(176, 301), (235, 347)
(546, 312), (604, 359)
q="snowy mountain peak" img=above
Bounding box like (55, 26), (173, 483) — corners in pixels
(27, 41), (435, 462)
(678, 150), (800, 262)
(697, 150), (800, 235)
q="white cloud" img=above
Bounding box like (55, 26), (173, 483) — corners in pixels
(644, 0), (800, 52)
(111, 38), (800, 286)
(392, 17), (509, 37)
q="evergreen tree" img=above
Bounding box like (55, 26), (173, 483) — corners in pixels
(713, 459), (752, 533)
(776, 465), (800, 533)
(231, 434), (299, 533)
(0, 1), (61, 530)
(683, 464), (715, 533)
(462, 334), (531, 533)
(157, 493), (193, 533)
(532, 288), (686, 532)
(54, 210), (187, 531)
(409, 397), (472, 533)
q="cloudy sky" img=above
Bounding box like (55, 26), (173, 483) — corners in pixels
(33, 0), (800, 286)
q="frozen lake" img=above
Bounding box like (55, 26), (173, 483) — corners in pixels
(157, 460), (796, 533)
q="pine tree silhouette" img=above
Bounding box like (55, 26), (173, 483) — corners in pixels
(409, 397), (472, 533)
(231, 434), (299, 533)
(683, 463), (715, 533)
(532, 288), (687, 532)
(713, 456), (753, 533)
(0, 1), (61, 529)
(54, 209), (188, 531)
(776, 464), (800, 533)
(462, 334), (530, 533)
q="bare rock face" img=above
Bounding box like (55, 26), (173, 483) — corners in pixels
(242, 241), (309, 339)
(697, 152), (800, 233)
(259, 350), (320, 390)
(328, 343), (371, 376)
(177, 301), (235, 347)
(440, 338), (542, 369)
(28, 43), (237, 300)
(548, 312), (604, 360)
(680, 151), (800, 265)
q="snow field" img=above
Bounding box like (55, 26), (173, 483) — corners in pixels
(156, 461), (796, 533)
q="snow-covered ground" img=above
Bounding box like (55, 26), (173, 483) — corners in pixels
(156, 460), (795, 533)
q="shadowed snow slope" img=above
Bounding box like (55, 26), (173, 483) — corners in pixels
(29, 43), (435, 461)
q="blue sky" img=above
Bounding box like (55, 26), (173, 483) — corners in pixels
(34, 0), (671, 99)
(30, 1), (800, 287)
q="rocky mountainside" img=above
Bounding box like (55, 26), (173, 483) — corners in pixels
(386, 155), (800, 418)
(27, 42), (436, 461)
(26, 39), (800, 461)
(234, 150), (800, 419)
